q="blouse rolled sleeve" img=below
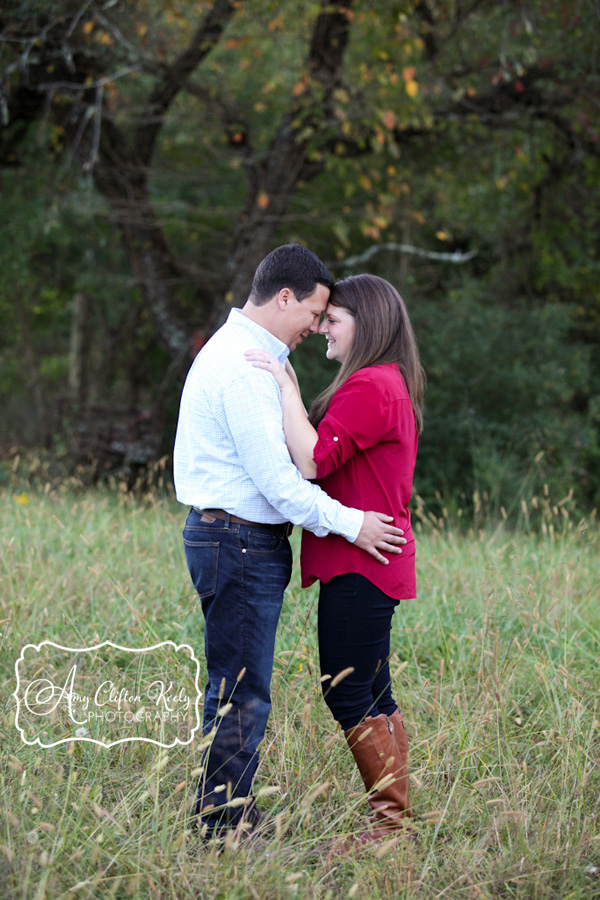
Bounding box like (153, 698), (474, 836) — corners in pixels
(313, 414), (359, 479)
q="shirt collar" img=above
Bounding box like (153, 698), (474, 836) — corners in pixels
(228, 307), (290, 364)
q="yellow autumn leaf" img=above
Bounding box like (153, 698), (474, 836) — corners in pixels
(15, 492), (29, 506)
(83, 21), (94, 35)
(257, 192), (270, 210)
(436, 231), (448, 241)
(405, 80), (419, 98)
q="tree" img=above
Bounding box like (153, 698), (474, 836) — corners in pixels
(1, 0), (599, 504)
(3, 1), (596, 348)
(2, 1), (362, 358)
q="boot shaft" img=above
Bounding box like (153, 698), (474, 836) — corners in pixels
(344, 710), (411, 825)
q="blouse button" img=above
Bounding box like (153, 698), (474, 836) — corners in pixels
(333, 436), (339, 442)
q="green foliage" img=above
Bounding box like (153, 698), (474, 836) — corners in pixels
(414, 284), (597, 509)
(0, 145), (172, 445)
(1, 0), (599, 513)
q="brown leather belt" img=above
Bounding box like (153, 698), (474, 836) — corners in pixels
(192, 507), (293, 538)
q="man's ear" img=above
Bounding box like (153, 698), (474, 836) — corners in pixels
(276, 288), (293, 310)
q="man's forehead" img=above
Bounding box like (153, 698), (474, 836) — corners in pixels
(306, 283), (330, 312)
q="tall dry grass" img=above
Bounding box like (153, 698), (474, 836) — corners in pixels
(0, 472), (598, 899)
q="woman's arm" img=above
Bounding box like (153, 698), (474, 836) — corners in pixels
(284, 358), (301, 395)
(245, 350), (318, 478)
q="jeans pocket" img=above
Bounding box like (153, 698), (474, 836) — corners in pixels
(183, 539), (219, 600)
(245, 530), (281, 553)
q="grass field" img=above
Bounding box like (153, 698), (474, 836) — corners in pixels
(1, 477), (599, 899)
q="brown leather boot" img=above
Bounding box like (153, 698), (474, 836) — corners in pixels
(385, 707), (412, 819)
(344, 710), (411, 841)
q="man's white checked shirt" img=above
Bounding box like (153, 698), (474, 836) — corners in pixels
(173, 308), (363, 541)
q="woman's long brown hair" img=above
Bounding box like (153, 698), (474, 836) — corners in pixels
(308, 274), (425, 433)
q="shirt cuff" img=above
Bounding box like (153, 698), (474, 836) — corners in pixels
(331, 505), (363, 543)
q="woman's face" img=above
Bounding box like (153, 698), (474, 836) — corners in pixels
(319, 304), (356, 364)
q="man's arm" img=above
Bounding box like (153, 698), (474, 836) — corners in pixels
(248, 351), (317, 478)
(223, 368), (405, 563)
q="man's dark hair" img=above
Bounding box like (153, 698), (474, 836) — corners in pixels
(249, 243), (334, 306)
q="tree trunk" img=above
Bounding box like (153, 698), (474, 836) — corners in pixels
(68, 292), (92, 407)
(93, 155), (198, 361)
(18, 299), (50, 446)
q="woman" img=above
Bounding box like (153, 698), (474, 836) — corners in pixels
(245, 273), (424, 844)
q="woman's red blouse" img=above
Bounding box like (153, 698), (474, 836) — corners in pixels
(300, 363), (418, 600)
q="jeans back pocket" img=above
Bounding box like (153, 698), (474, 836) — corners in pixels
(183, 538), (219, 599)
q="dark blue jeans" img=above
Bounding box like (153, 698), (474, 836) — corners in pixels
(183, 508), (292, 833)
(318, 573), (400, 731)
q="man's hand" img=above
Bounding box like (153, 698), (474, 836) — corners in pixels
(354, 511), (406, 565)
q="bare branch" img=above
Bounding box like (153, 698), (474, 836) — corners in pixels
(414, 2), (438, 61)
(219, 0), (356, 327)
(33, 64), (141, 92)
(177, 77), (254, 163)
(84, 83), (103, 173)
(65, 1), (94, 40)
(133, 0), (240, 165)
(93, 8), (155, 64)
(59, 102), (95, 177)
(335, 243), (478, 271)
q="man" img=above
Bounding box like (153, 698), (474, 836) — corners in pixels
(173, 244), (404, 839)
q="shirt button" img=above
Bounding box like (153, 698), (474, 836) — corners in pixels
(333, 436), (339, 442)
